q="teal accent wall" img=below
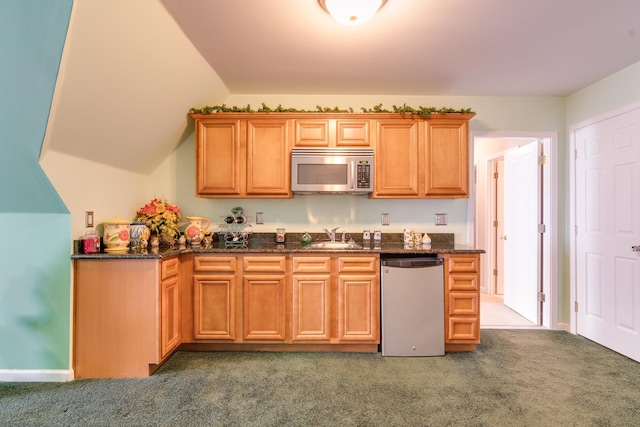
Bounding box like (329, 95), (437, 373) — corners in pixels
(0, 1), (73, 370)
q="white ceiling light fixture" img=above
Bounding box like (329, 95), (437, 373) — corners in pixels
(318, 0), (387, 26)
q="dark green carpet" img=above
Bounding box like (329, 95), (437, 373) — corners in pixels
(1, 330), (639, 426)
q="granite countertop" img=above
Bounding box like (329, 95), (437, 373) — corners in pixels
(71, 232), (484, 259)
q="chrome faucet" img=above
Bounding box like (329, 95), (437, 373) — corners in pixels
(323, 227), (339, 242)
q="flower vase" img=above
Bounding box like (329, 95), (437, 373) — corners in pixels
(130, 221), (150, 249)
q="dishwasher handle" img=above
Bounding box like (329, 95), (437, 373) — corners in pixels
(381, 257), (443, 268)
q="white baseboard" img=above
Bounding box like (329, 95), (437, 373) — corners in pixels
(557, 322), (571, 332)
(0, 369), (73, 382)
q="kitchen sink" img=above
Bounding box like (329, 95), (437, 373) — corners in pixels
(306, 241), (362, 250)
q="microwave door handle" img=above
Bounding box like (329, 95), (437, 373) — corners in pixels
(350, 161), (355, 190)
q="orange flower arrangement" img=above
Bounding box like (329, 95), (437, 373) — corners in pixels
(134, 198), (181, 245)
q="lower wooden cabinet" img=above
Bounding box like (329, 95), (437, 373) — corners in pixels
(191, 254), (379, 346)
(441, 254), (481, 351)
(73, 257), (180, 378)
(242, 256), (287, 341)
(291, 256), (332, 342)
(337, 256), (379, 342)
(160, 257), (181, 358)
(192, 256), (238, 340)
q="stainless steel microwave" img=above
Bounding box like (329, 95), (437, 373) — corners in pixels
(291, 148), (374, 194)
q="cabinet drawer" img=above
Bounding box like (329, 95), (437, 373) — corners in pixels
(448, 273), (479, 292)
(194, 256), (236, 273)
(447, 317), (479, 342)
(448, 292), (479, 316)
(338, 256), (378, 273)
(292, 256), (331, 274)
(243, 256), (286, 273)
(448, 256), (478, 273)
(161, 257), (179, 280)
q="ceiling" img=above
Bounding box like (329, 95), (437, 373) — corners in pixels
(42, 0), (640, 175)
(161, 0), (640, 97)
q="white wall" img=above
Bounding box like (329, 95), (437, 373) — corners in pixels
(167, 95), (566, 246)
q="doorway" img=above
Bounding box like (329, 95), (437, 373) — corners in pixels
(471, 131), (557, 329)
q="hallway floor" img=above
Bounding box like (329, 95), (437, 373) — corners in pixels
(480, 293), (543, 329)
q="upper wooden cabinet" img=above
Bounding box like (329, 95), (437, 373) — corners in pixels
(293, 118), (371, 147)
(373, 118), (422, 197)
(193, 115), (291, 198)
(424, 114), (473, 198)
(373, 113), (475, 199)
(191, 112), (474, 199)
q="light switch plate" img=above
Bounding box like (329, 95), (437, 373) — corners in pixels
(381, 213), (390, 225)
(256, 212), (264, 224)
(434, 213), (448, 226)
(85, 211), (94, 228)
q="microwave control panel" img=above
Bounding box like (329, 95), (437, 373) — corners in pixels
(356, 161), (372, 189)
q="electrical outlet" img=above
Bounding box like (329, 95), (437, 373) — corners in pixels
(381, 213), (390, 225)
(434, 213), (448, 226)
(85, 211), (94, 228)
(256, 212), (264, 224)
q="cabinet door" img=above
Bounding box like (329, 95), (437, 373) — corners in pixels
(193, 274), (237, 340)
(196, 119), (244, 196)
(425, 116), (470, 198)
(336, 119), (370, 147)
(160, 275), (181, 358)
(292, 274), (331, 341)
(293, 119), (371, 147)
(337, 274), (379, 342)
(246, 119), (290, 197)
(373, 119), (421, 197)
(293, 119), (331, 147)
(243, 274), (287, 341)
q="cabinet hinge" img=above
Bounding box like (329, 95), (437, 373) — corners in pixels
(493, 220), (498, 227)
(493, 172), (499, 179)
(574, 149), (578, 160)
(538, 155), (547, 165)
(574, 301), (579, 312)
(493, 269), (498, 276)
(575, 225), (578, 236)
(537, 292), (546, 303)
(538, 224), (546, 233)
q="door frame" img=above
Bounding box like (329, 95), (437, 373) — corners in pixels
(470, 131), (558, 330)
(569, 100), (640, 335)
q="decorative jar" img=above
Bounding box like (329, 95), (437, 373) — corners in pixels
(102, 215), (131, 252)
(129, 221), (151, 249)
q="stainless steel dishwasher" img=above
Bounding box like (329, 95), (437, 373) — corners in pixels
(381, 255), (444, 356)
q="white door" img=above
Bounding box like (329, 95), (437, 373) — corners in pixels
(575, 108), (640, 362)
(495, 157), (505, 295)
(503, 141), (540, 324)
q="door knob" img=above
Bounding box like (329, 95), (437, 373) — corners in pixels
(632, 245), (640, 252)
(500, 235), (508, 240)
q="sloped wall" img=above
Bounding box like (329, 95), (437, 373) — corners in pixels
(0, 1), (73, 378)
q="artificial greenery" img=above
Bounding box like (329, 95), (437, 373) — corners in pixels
(189, 103), (474, 118)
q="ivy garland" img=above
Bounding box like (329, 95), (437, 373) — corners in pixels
(189, 103), (474, 118)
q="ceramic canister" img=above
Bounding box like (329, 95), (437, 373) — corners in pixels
(102, 215), (131, 252)
(129, 221), (150, 249)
